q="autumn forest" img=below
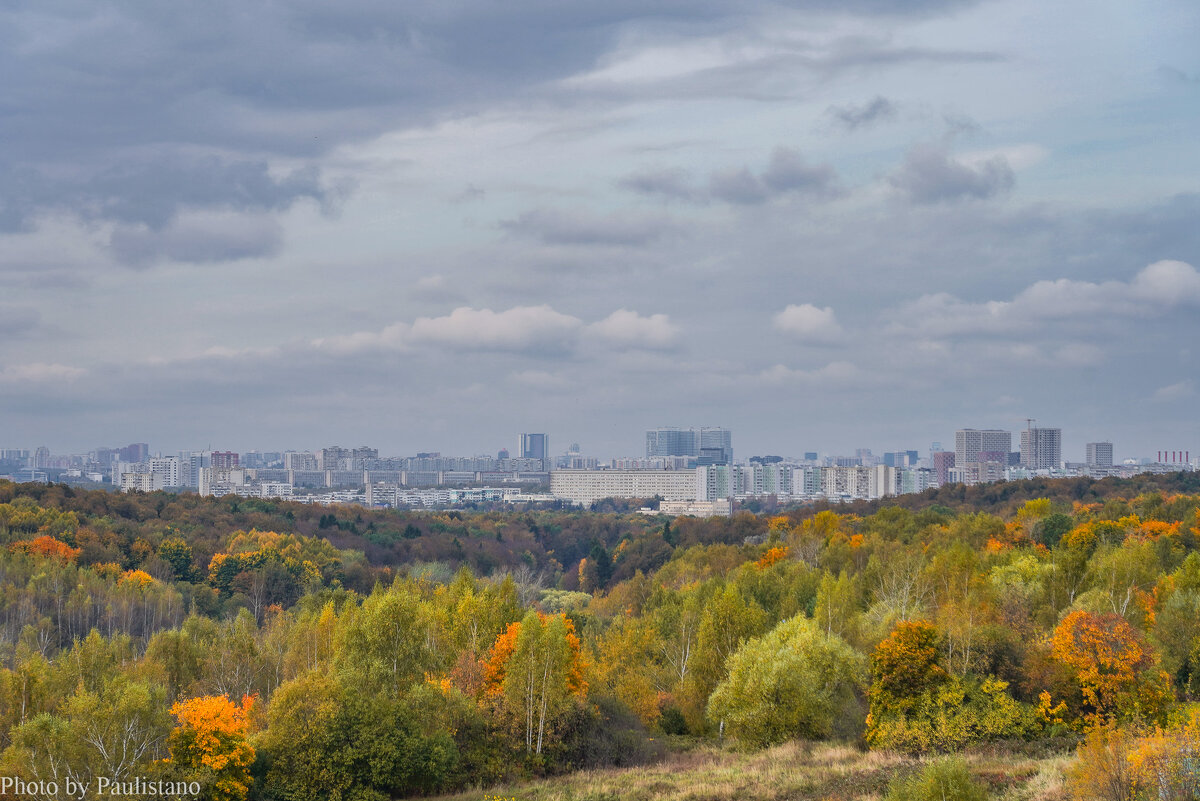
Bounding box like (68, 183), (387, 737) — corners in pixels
(2, 473), (1200, 801)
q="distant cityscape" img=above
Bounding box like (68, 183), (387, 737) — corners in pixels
(2, 423), (1194, 517)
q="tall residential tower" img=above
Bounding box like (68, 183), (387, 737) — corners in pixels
(1021, 426), (1062, 471)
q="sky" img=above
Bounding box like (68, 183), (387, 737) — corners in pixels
(2, 0), (1198, 462)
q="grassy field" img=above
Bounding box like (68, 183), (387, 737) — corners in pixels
(432, 741), (1075, 801)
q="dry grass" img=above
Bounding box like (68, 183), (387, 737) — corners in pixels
(431, 741), (1072, 801)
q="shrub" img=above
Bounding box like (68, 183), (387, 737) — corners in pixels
(867, 676), (1036, 753)
(885, 756), (986, 801)
(1066, 724), (1134, 801)
(888, 757), (988, 801)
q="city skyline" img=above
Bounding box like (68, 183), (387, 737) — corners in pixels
(2, 422), (1187, 467)
(2, 1), (1197, 458)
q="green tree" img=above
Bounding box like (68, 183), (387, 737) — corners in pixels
(707, 616), (865, 747)
(158, 536), (197, 582)
(496, 611), (587, 755)
(261, 672), (459, 800)
(814, 570), (862, 641)
(686, 583), (768, 729)
(335, 580), (436, 697)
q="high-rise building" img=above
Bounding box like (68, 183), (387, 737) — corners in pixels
(211, 451), (240, 470)
(33, 446), (51, 469)
(120, 443), (149, 463)
(932, 451), (956, 486)
(646, 428), (693, 459)
(148, 457), (181, 487)
(320, 446), (349, 470)
(178, 451), (207, 487)
(0, 449), (30, 464)
(884, 451), (918, 467)
(519, 433), (548, 461)
(646, 427), (732, 465)
(1086, 442), (1114, 468)
(1021, 427), (1062, 471)
(698, 427), (733, 465)
(283, 451), (318, 471)
(955, 429), (1011, 467)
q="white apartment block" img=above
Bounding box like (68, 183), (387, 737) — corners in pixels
(111, 460), (146, 484)
(199, 467), (247, 497)
(821, 465), (897, 500)
(149, 457), (181, 487)
(120, 472), (164, 493)
(751, 463), (794, 496)
(550, 469), (696, 506)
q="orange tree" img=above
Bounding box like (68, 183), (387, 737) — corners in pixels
(869, 621), (947, 715)
(866, 620), (948, 748)
(1049, 610), (1171, 726)
(166, 694), (255, 801)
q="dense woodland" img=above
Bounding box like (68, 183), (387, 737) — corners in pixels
(1, 474), (1200, 800)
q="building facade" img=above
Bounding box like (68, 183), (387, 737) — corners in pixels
(645, 427), (732, 465)
(1086, 442), (1114, 468)
(550, 469), (696, 506)
(518, 433), (548, 463)
(1021, 427), (1062, 471)
(955, 429), (1012, 467)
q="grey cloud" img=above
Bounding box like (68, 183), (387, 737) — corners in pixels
(625, 147), (837, 205)
(0, 0), (991, 244)
(1, 1), (979, 169)
(1159, 66), (1200, 85)
(0, 306), (41, 337)
(826, 95), (896, 130)
(618, 168), (698, 201)
(818, 38), (1003, 72)
(889, 143), (1014, 203)
(709, 168), (772, 205)
(761, 148), (838, 194)
(0, 153), (330, 237)
(108, 214), (284, 267)
(1085, 193), (1200, 262)
(84, 159), (328, 229)
(501, 208), (677, 246)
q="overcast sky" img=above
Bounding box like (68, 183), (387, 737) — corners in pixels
(2, 0), (1198, 462)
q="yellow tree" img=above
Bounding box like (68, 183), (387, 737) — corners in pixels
(591, 614), (661, 726)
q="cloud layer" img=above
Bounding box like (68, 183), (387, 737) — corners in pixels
(3, 0), (1199, 458)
